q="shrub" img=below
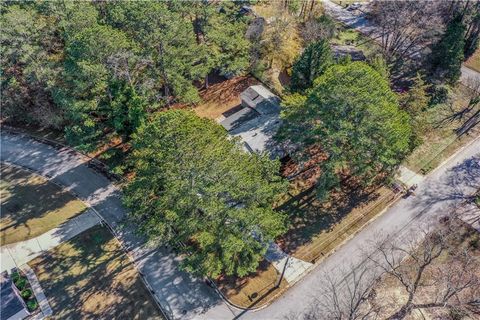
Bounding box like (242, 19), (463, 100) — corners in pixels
(27, 299), (38, 312)
(14, 277), (27, 290)
(21, 289), (32, 300)
(11, 271), (20, 283)
(429, 84), (451, 106)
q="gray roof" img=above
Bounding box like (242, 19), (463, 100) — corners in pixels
(220, 85), (283, 157)
(1, 272), (29, 320)
(240, 85), (281, 115)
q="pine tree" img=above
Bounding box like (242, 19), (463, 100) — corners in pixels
(290, 39), (333, 92)
(401, 73), (430, 116)
(124, 110), (287, 277)
(432, 16), (466, 84)
(278, 62), (412, 200)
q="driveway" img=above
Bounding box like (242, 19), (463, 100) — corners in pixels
(2, 131), (479, 320)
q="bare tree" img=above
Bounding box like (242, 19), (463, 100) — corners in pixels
(286, 263), (383, 320)
(290, 221), (480, 320)
(369, 223), (480, 319)
(367, 1), (443, 66)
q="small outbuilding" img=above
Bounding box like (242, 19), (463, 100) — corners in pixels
(220, 85), (283, 157)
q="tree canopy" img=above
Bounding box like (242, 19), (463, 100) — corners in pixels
(432, 15), (466, 84)
(277, 62), (412, 199)
(124, 110), (287, 277)
(1, 1), (251, 151)
(290, 39), (333, 92)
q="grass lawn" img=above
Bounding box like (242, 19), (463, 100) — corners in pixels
(216, 259), (287, 308)
(0, 164), (87, 245)
(280, 186), (395, 262)
(28, 225), (163, 320)
(465, 49), (480, 73)
(191, 75), (259, 120)
(403, 84), (480, 174)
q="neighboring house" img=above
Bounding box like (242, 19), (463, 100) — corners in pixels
(220, 85), (283, 157)
(0, 271), (29, 320)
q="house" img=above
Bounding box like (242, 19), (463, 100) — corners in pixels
(220, 85), (283, 157)
(1, 271), (29, 320)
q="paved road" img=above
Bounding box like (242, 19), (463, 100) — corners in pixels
(2, 132), (479, 320)
(0, 132), (230, 320)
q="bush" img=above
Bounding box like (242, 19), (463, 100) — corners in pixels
(27, 299), (38, 312)
(14, 277), (27, 290)
(11, 271), (20, 283)
(429, 84), (451, 106)
(21, 289), (32, 300)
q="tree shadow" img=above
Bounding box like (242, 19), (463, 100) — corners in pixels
(29, 225), (163, 320)
(0, 164), (87, 245)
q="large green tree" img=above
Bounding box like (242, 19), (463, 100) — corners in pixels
(124, 110), (287, 277)
(277, 62), (412, 199)
(0, 4), (64, 128)
(61, 24), (146, 150)
(432, 15), (466, 84)
(290, 39), (333, 92)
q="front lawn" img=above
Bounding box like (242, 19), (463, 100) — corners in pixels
(403, 84), (480, 173)
(216, 259), (287, 308)
(279, 186), (396, 262)
(0, 164), (87, 245)
(465, 49), (480, 73)
(28, 225), (163, 319)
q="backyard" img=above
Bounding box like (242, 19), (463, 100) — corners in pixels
(0, 164), (87, 245)
(28, 225), (163, 319)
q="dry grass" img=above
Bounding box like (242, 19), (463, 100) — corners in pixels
(280, 187), (396, 262)
(192, 76), (259, 120)
(0, 164), (87, 245)
(465, 49), (480, 73)
(215, 259), (288, 308)
(403, 84), (480, 173)
(28, 225), (163, 320)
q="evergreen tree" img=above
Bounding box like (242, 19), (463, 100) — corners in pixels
(278, 62), (412, 200)
(432, 16), (466, 84)
(290, 39), (333, 92)
(124, 110), (287, 277)
(400, 73), (430, 116)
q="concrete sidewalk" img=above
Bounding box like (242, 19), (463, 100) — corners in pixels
(1, 210), (101, 272)
(264, 243), (312, 284)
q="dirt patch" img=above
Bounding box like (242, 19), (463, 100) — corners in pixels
(0, 164), (87, 245)
(191, 75), (259, 120)
(215, 259), (287, 309)
(28, 225), (163, 319)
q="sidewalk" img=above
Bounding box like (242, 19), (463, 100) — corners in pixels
(264, 243), (312, 284)
(1, 210), (100, 272)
